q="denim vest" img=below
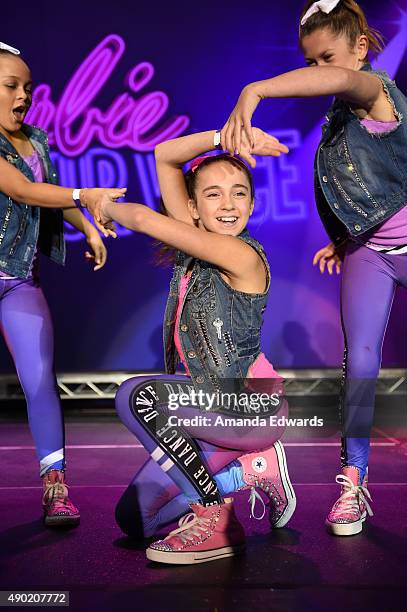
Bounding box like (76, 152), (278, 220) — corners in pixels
(315, 63), (407, 246)
(0, 124), (65, 278)
(163, 230), (271, 395)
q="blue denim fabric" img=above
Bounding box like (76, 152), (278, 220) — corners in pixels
(315, 63), (407, 246)
(0, 124), (65, 278)
(163, 230), (271, 395)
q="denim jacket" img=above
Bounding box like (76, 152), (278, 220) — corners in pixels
(163, 230), (270, 395)
(0, 124), (65, 278)
(315, 63), (407, 246)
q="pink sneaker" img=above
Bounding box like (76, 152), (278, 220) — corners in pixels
(238, 441), (296, 527)
(146, 498), (245, 565)
(326, 466), (373, 536)
(42, 470), (80, 527)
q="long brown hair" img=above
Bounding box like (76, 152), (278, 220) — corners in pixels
(299, 0), (384, 57)
(153, 154), (255, 267)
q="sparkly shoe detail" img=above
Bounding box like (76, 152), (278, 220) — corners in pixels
(238, 441), (296, 528)
(146, 498), (245, 564)
(42, 470), (80, 527)
(326, 466), (373, 536)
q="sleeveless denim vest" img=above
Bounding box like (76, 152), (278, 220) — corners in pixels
(163, 230), (271, 395)
(0, 124), (65, 278)
(315, 63), (407, 246)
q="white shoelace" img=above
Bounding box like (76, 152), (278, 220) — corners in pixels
(335, 474), (373, 517)
(248, 487), (266, 520)
(165, 512), (211, 544)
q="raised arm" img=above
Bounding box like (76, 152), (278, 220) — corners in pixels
(101, 202), (266, 291)
(0, 156), (126, 209)
(154, 131), (216, 225)
(155, 129), (289, 223)
(222, 66), (393, 154)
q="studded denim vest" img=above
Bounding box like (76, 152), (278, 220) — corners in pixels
(315, 63), (407, 246)
(0, 124), (65, 278)
(163, 230), (271, 395)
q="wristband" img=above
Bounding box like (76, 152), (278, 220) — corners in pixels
(214, 130), (222, 149)
(72, 188), (84, 208)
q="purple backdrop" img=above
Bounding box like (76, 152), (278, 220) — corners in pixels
(1, 0), (407, 372)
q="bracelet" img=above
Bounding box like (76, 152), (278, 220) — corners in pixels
(214, 130), (222, 150)
(72, 188), (84, 209)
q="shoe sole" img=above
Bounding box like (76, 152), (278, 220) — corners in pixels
(44, 515), (80, 527)
(272, 441), (296, 528)
(146, 543), (245, 565)
(326, 513), (366, 536)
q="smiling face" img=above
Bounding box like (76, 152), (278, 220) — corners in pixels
(188, 160), (254, 236)
(301, 27), (368, 70)
(0, 53), (32, 136)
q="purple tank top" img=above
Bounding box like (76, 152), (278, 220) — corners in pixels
(359, 119), (407, 249)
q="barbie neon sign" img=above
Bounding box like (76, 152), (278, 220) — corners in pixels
(26, 34), (189, 157)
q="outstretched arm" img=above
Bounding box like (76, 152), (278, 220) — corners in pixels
(0, 156), (126, 210)
(101, 202), (265, 289)
(154, 128), (288, 222)
(222, 66), (393, 154)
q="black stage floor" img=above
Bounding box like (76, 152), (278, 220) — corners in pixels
(0, 417), (406, 611)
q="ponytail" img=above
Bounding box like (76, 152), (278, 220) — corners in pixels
(299, 0), (384, 57)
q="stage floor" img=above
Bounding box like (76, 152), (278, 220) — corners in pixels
(0, 418), (406, 611)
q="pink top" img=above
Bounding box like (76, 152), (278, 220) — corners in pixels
(0, 149), (44, 279)
(359, 119), (407, 248)
(173, 274), (191, 374)
(173, 273), (284, 386)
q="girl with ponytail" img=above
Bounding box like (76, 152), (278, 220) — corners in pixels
(222, 0), (407, 536)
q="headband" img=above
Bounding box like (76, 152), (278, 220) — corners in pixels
(301, 0), (341, 26)
(0, 42), (21, 55)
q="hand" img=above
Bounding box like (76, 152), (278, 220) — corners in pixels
(85, 227), (108, 271)
(221, 83), (262, 155)
(238, 127), (289, 168)
(93, 216), (117, 239)
(80, 187), (127, 223)
(313, 242), (345, 275)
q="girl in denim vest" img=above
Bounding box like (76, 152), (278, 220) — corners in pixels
(222, 0), (407, 536)
(97, 128), (296, 564)
(0, 44), (125, 526)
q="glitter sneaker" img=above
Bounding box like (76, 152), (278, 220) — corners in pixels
(42, 470), (80, 527)
(238, 441), (296, 527)
(326, 466), (372, 536)
(146, 497), (245, 564)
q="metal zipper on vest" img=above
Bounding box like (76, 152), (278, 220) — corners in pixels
(0, 198), (13, 246)
(197, 316), (221, 367)
(342, 138), (379, 208)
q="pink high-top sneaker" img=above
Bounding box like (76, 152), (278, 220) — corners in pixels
(146, 497), (245, 565)
(42, 470), (80, 527)
(238, 441), (296, 527)
(326, 466), (372, 536)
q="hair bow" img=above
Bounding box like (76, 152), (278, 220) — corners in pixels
(301, 0), (341, 26)
(0, 42), (21, 55)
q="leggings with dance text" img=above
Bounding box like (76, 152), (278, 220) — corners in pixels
(115, 374), (285, 537)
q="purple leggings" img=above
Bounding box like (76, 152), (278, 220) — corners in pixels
(340, 242), (407, 480)
(0, 277), (65, 476)
(115, 374), (285, 537)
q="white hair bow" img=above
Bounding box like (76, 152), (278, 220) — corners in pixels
(301, 0), (342, 26)
(0, 42), (21, 55)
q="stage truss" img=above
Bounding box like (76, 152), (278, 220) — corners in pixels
(1, 370), (407, 400)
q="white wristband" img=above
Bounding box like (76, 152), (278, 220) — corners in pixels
(72, 188), (83, 208)
(214, 130), (222, 149)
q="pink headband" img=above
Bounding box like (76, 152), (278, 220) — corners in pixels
(190, 154), (248, 173)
